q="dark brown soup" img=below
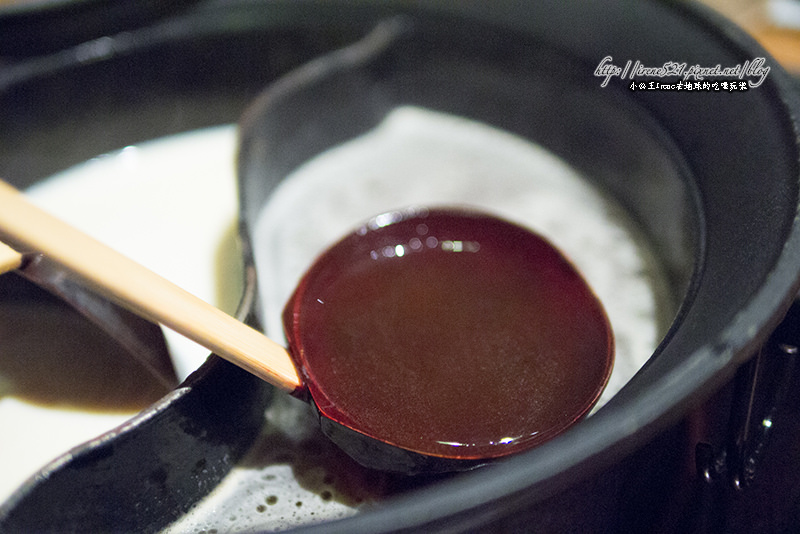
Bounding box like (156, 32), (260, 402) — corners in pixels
(0, 287), (173, 412)
(284, 208), (613, 459)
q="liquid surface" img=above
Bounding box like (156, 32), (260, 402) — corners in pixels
(285, 209), (613, 459)
(0, 301), (170, 411)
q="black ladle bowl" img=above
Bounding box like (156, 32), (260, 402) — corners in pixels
(282, 206), (614, 472)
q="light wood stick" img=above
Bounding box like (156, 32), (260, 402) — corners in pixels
(0, 240), (23, 275)
(0, 179), (302, 392)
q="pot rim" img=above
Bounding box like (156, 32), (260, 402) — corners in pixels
(1, 1), (798, 532)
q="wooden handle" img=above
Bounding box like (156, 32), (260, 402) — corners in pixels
(0, 240), (23, 275)
(0, 179), (302, 392)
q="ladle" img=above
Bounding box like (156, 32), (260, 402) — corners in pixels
(0, 179), (613, 473)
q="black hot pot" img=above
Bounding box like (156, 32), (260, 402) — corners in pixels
(1, 1), (799, 532)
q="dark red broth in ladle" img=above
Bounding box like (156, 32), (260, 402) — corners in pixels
(284, 207), (614, 466)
